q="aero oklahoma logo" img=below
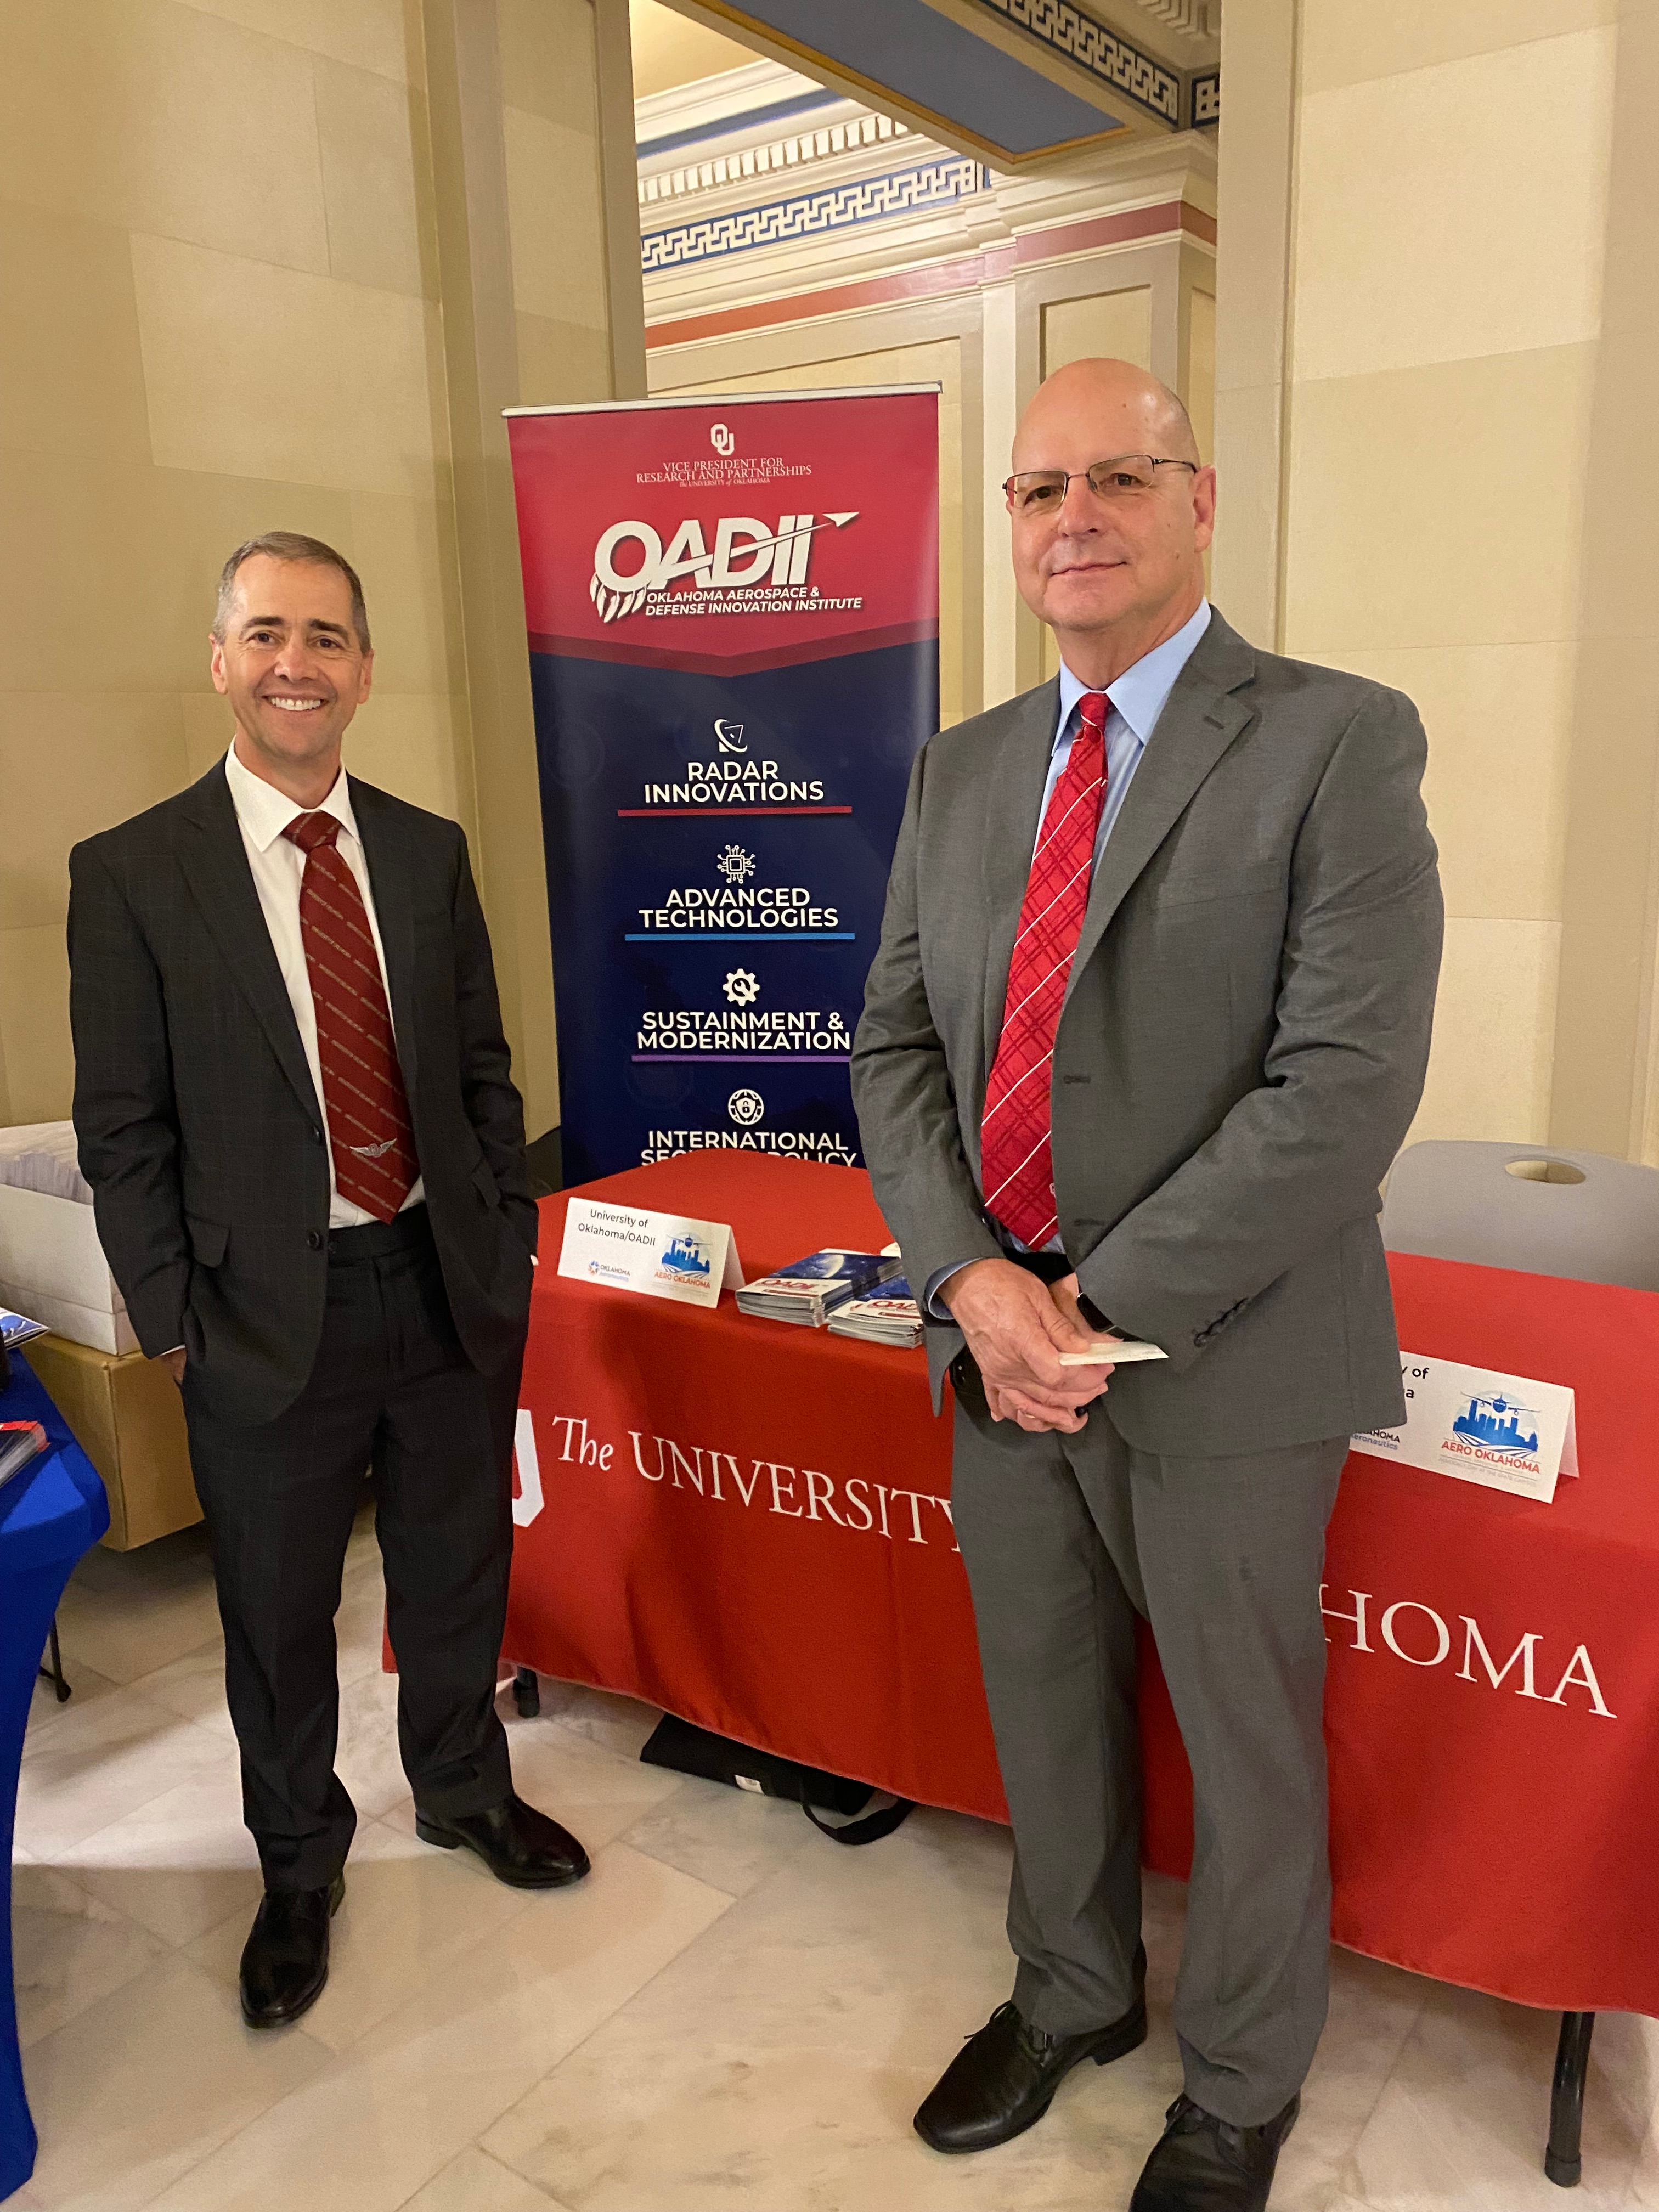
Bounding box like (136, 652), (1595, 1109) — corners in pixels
(1448, 1392), (1541, 1471)
(656, 1231), (712, 1284)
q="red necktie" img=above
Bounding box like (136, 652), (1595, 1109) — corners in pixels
(281, 811), (419, 1222)
(979, 691), (1108, 1249)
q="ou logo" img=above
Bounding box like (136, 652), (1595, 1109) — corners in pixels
(511, 1409), (544, 1527)
(710, 421), (735, 455)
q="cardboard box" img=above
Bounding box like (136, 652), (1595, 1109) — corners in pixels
(25, 1333), (201, 1550)
(0, 1183), (136, 1355)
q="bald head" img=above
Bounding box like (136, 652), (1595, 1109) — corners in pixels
(1012, 357), (1199, 473)
(1006, 355), (1214, 686)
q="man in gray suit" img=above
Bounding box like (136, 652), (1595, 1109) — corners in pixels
(851, 359), (1441, 2212)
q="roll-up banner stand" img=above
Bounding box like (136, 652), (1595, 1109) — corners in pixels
(505, 388), (940, 1186)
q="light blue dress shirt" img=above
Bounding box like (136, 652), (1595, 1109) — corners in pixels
(924, 597), (1213, 1315)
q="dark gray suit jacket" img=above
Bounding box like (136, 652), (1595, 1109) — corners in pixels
(68, 760), (538, 1425)
(850, 609), (1444, 1455)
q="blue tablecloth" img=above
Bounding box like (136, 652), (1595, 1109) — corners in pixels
(0, 1352), (108, 2202)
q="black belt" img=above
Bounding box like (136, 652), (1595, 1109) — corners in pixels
(1002, 1248), (1072, 1287)
(328, 1204), (433, 1261)
(978, 1237), (1115, 1333)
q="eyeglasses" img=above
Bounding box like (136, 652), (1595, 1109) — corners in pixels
(1003, 455), (1199, 514)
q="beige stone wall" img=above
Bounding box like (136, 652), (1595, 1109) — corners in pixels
(0, 2), (450, 1122)
(1216, 0), (1659, 1166)
(0, 0), (641, 1137)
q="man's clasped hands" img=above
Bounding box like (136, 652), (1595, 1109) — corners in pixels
(941, 1257), (1119, 1432)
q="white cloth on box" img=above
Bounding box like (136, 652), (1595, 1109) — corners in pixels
(0, 1121), (93, 1205)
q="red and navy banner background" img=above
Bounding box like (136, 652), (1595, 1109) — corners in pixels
(505, 389), (940, 1185)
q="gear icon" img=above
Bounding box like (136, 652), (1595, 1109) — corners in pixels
(723, 968), (760, 1007)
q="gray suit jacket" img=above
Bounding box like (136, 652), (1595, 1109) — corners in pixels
(69, 761), (538, 1426)
(850, 608), (1443, 1456)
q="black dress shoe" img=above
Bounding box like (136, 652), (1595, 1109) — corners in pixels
(415, 1792), (590, 1888)
(239, 1873), (345, 2029)
(915, 1951), (1148, 2154)
(1130, 2091), (1300, 2211)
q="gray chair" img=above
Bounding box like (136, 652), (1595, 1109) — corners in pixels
(1381, 1137), (1659, 2188)
(1382, 1139), (1659, 1293)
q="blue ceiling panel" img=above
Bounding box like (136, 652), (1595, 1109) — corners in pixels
(725, 0), (1125, 155)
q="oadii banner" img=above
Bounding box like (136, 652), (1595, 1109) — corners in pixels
(505, 387), (940, 1184)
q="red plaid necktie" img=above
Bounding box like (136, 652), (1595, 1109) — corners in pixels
(281, 811), (419, 1222)
(979, 690), (1109, 1249)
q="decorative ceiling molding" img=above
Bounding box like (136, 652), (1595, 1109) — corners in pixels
(634, 57), (834, 154)
(641, 154), (989, 272)
(966, 0), (1180, 123)
(636, 106), (1217, 348)
(641, 110), (913, 210)
(1127, 0), (1214, 41)
(653, 0), (1144, 165)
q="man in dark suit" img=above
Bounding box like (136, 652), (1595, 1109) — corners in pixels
(69, 532), (587, 2031)
(852, 363), (1442, 2211)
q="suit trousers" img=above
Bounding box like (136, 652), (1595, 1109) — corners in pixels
(950, 1354), (1347, 2125)
(183, 1207), (522, 1891)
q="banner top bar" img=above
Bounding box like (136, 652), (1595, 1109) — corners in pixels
(505, 385), (942, 419)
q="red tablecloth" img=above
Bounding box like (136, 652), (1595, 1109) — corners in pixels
(507, 1153), (1659, 2017)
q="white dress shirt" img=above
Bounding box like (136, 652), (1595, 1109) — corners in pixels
(924, 599), (1212, 1313)
(224, 744), (424, 1229)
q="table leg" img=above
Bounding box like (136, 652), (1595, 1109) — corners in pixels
(36, 1619), (70, 1704)
(512, 1666), (540, 1719)
(1545, 2010), (1595, 2187)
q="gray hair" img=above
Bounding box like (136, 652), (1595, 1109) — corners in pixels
(213, 531), (371, 652)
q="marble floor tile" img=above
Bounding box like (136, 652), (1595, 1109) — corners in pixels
(14, 1685), (225, 1858)
(481, 1806), (1196, 2211)
(67, 1748), (264, 1945)
(332, 1661), (416, 1821)
(1271, 1948), (1430, 2212)
(27, 1656), (120, 1740)
(619, 1769), (817, 1899)
(335, 1556), (394, 1686)
(401, 2145), (571, 2211)
(1628, 2112), (1659, 2208)
(1351, 1979), (1649, 2210)
(381, 1704), (686, 1858)
(131, 1637), (236, 1738)
(53, 1526), (222, 1685)
(535, 1679), (663, 1762)
(140, 1842), (734, 2212)
(20, 1953), (329, 2212)
(185, 1816), (535, 2055)
(10, 1862), (167, 2049)
(343, 1491), (379, 1568)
